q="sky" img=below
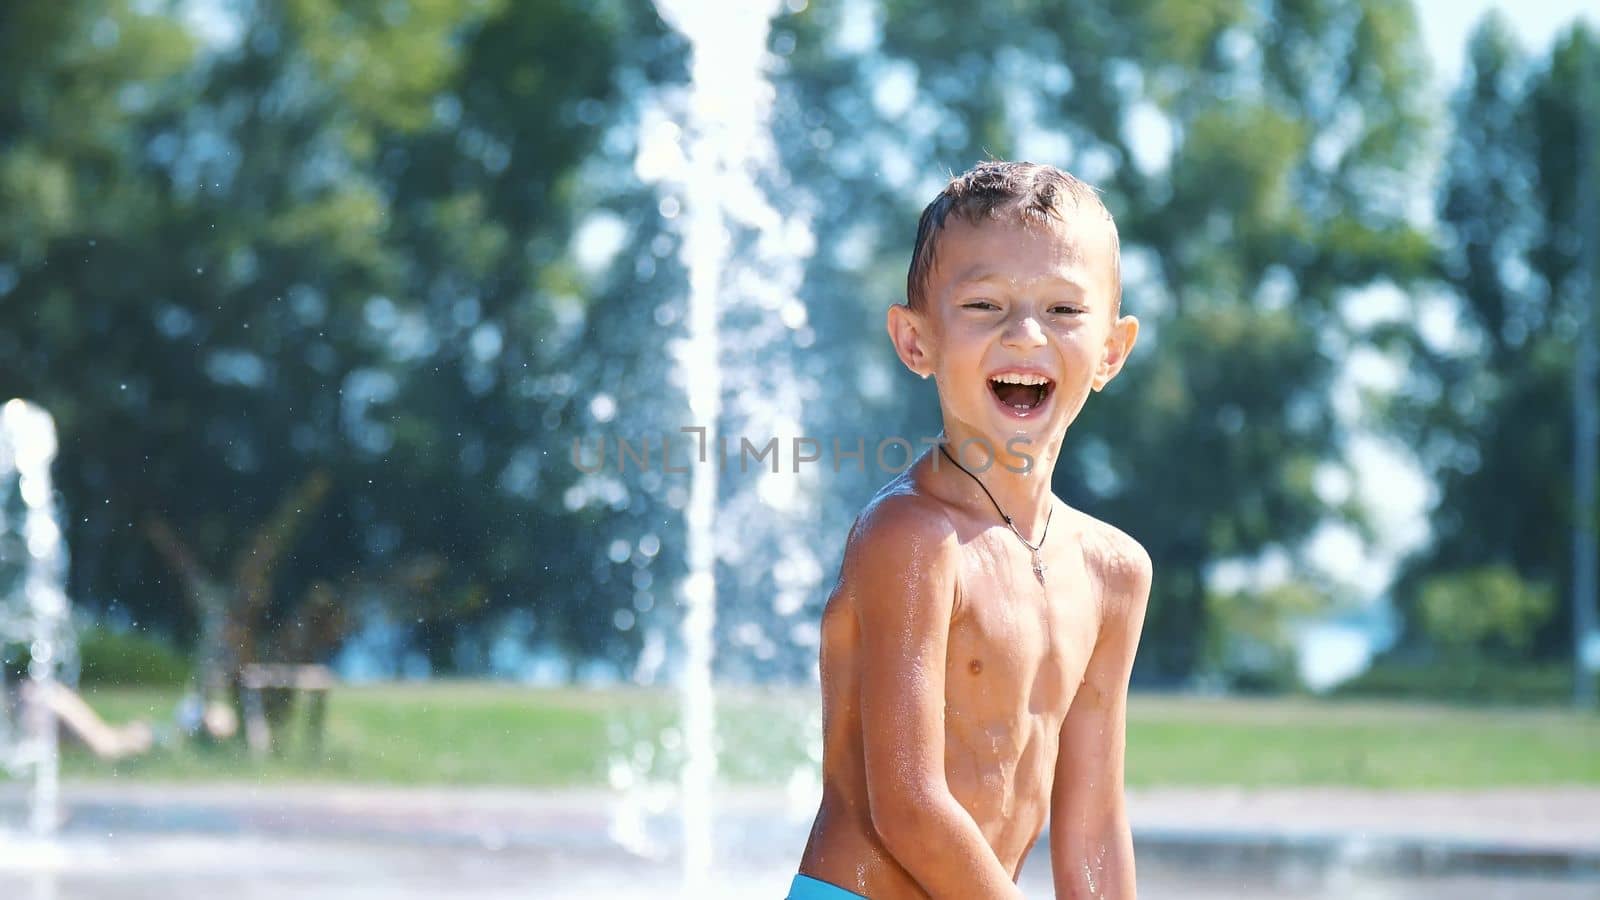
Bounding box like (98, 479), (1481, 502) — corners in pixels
(1415, 0), (1595, 84)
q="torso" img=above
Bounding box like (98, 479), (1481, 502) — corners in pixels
(799, 468), (1107, 898)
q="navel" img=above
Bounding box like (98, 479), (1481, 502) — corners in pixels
(968, 658), (984, 676)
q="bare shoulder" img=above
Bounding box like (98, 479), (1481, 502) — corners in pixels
(1064, 504), (1152, 622)
(835, 478), (963, 618)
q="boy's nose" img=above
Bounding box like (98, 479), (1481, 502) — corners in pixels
(1002, 314), (1047, 348)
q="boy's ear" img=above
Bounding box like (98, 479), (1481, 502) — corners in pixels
(1092, 314), (1139, 392)
(886, 302), (935, 378)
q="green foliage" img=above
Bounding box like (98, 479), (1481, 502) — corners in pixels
(1416, 566), (1556, 659)
(6, 0), (1583, 688)
(0, 2), (194, 262)
(1335, 660), (1579, 706)
(284, 0), (495, 134)
(1203, 580), (1328, 691)
(1382, 18), (1599, 666)
(76, 626), (191, 688)
(0, 0), (662, 670)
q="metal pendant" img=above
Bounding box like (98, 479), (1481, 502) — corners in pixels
(1031, 549), (1047, 584)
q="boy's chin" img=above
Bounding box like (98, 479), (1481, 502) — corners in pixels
(946, 415), (1062, 475)
(951, 404), (1066, 448)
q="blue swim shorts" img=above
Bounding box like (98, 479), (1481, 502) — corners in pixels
(787, 873), (868, 900)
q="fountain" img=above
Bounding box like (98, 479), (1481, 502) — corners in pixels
(633, 0), (822, 892)
(0, 399), (74, 837)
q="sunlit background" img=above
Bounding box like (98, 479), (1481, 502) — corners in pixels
(1, 0), (1598, 897)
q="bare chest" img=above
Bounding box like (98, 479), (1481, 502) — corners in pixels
(945, 533), (1099, 715)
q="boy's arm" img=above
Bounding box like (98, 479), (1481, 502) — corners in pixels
(851, 502), (1025, 899)
(1050, 534), (1151, 900)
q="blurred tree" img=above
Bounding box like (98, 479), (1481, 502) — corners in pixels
(0, 0), (198, 636)
(13, 0), (1559, 689)
(0, 0), (665, 671)
(769, 0), (1434, 681)
(0, 2), (194, 265)
(345, 0), (670, 667)
(143, 472), (334, 698)
(1382, 18), (1598, 666)
(1415, 565), (1555, 661)
(1204, 580), (1328, 691)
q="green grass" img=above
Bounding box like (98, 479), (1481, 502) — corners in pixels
(62, 682), (816, 786)
(57, 684), (1600, 789)
(1124, 695), (1600, 788)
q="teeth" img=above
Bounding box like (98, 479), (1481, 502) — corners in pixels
(992, 373), (1050, 386)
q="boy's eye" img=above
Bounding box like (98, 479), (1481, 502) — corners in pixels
(962, 300), (999, 310)
(1050, 305), (1084, 315)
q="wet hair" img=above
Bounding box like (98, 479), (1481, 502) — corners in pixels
(905, 160), (1121, 310)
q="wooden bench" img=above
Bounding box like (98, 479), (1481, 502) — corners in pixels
(239, 663), (335, 758)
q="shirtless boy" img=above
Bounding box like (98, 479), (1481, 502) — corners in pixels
(791, 161), (1150, 900)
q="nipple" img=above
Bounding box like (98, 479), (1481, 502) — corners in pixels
(968, 658), (984, 676)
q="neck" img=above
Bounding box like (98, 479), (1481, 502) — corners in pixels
(935, 426), (1059, 540)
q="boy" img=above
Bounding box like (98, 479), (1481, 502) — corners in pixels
(791, 161), (1149, 900)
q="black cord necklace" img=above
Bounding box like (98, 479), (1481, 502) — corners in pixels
(937, 442), (1051, 583)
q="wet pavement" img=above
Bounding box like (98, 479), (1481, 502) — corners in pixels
(0, 783), (1596, 898)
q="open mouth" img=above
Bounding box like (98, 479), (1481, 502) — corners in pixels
(988, 372), (1054, 415)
